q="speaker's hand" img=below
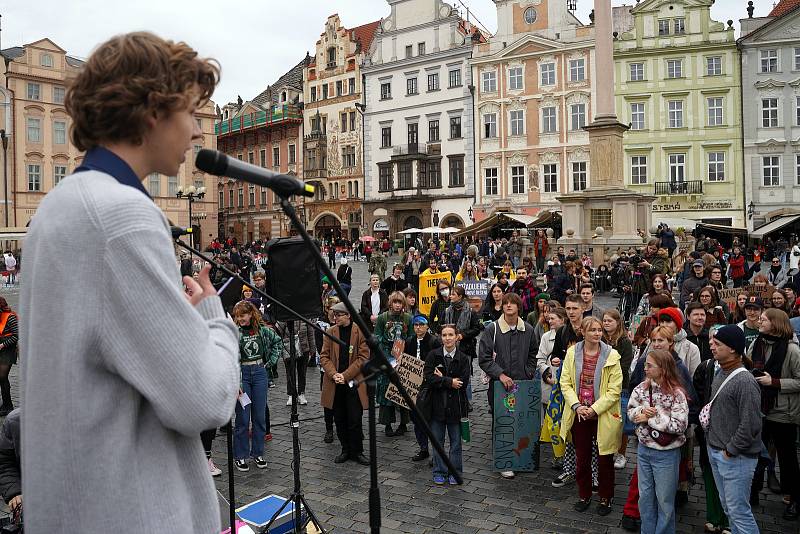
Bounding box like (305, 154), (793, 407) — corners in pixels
(183, 264), (215, 307)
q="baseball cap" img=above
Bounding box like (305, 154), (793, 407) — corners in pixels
(743, 296), (763, 309)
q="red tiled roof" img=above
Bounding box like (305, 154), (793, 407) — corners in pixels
(350, 20), (381, 53)
(770, 0), (800, 17)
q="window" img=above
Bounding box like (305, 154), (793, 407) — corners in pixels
(674, 18), (685, 34)
(327, 47), (336, 67)
(260, 149), (267, 167)
(418, 42), (426, 55)
(341, 112), (348, 132)
(272, 146), (280, 167)
(306, 148), (316, 170)
(483, 113), (497, 138)
(218, 190), (224, 209)
(508, 67), (523, 90)
(406, 77), (418, 95)
(336, 80), (342, 97)
(570, 103), (586, 131)
(667, 59), (683, 78)
(53, 121), (67, 144)
(449, 156), (464, 187)
(342, 146), (356, 168)
(381, 126), (392, 148)
(27, 118), (41, 142)
(449, 69), (462, 88)
(542, 107), (557, 133)
(53, 86), (65, 104)
(484, 168), (498, 195)
(322, 84), (328, 100)
(349, 77), (356, 94)
(631, 156), (647, 184)
(310, 87), (317, 102)
(288, 144), (296, 165)
(398, 161), (412, 189)
(482, 71), (497, 92)
(763, 156), (780, 186)
(237, 187), (243, 207)
(167, 175), (178, 196)
(247, 151), (254, 165)
(27, 83), (40, 100)
(426, 160), (441, 188)
(381, 82), (391, 100)
(379, 164), (393, 191)
(630, 63), (644, 81)
(569, 59), (585, 82)
(668, 100), (684, 128)
(541, 63), (555, 86)
(450, 116), (462, 139)
(511, 165), (525, 194)
(228, 189), (234, 208)
(261, 187), (267, 205)
(40, 53), (53, 67)
(510, 110), (524, 136)
(572, 162), (587, 191)
(27, 164), (41, 191)
(247, 185), (255, 206)
(762, 98), (778, 127)
(760, 50), (778, 73)
(630, 102), (645, 130)
(524, 6), (537, 24)
(405, 45), (413, 58)
(795, 48), (800, 71)
(54, 164), (67, 186)
(427, 72), (439, 91)
(796, 97), (800, 126)
(349, 111), (356, 132)
(543, 164), (558, 193)
(797, 154), (800, 185)
(658, 20), (670, 35)
(668, 154), (686, 183)
(407, 123), (418, 146)
(149, 173), (161, 196)
(708, 152), (725, 182)
(193, 178), (204, 191)
(706, 56), (722, 76)
(707, 97), (723, 126)
(428, 119), (440, 142)
(354, 181), (359, 198)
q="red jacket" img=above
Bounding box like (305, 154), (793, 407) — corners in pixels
(532, 236), (549, 258)
(728, 254), (745, 279)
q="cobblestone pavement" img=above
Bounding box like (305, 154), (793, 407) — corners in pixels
(1, 259), (795, 532)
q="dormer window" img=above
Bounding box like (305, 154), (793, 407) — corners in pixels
(40, 53), (53, 67)
(281, 91), (287, 103)
(327, 47), (336, 68)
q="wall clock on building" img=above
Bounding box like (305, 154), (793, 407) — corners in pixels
(524, 7), (537, 24)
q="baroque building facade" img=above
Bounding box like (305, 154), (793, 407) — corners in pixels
(471, 0), (595, 221)
(303, 15), (380, 241)
(613, 0), (744, 227)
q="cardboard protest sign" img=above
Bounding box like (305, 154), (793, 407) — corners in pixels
(492, 380), (540, 472)
(628, 314), (644, 338)
(418, 271), (452, 316)
(385, 353), (425, 410)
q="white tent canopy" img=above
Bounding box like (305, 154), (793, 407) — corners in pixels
(398, 228), (423, 235)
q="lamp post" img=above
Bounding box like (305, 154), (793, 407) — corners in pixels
(176, 184), (206, 252)
(468, 206), (474, 223)
(0, 130), (8, 228)
(747, 201), (755, 221)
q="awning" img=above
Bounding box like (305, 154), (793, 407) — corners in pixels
(751, 214), (800, 240)
(453, 211), (561, 238)
(695, 222), (748, 236)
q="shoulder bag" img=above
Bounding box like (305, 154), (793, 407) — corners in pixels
(699, 367), (748, 431)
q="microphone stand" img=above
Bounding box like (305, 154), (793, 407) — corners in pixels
(274, 196), (463, 534)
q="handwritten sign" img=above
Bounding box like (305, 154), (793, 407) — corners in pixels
(718, 284), (774, 309)
(385, 353), (425, 410)
(418, 271), (452, 316)
(628, 314), (644, 338)
(492, 380), (540, 472)
(456, 280), (490, 300)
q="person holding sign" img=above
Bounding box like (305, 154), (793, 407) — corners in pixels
(478, 292), (538, 480)
(405, 316), (442, 461)
(320, 302), (370, 466)
(423, 324), (471, 485)
(559, 317), (623, 516)
(375, 292), (413, 436)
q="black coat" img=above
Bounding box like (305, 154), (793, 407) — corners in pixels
(684, 325), (713, 362)
(380, 276), (409, 295)
(404, 332), (442, 362)
(551, 273), (576, 305)
(428, 297), (449, 334)
(423, 347), (470, 423)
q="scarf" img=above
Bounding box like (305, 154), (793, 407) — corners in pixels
(751, 333), (788, 414)
(445, 300), (473, 335)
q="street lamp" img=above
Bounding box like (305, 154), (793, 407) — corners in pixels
(467, 206), (474, 222)
(747, 201), (755, 221)
(0, 130), (8, 228)
(176, 184), (206, 251)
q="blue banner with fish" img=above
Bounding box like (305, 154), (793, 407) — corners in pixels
(492, 379), (540, 472)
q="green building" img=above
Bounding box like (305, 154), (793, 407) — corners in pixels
(613, 0), (744, 228)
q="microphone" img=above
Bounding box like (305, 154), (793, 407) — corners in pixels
(171, 225), (193, 239)
(195, 149), (315, 199)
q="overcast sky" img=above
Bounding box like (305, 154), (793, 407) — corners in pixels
(3, 0), (753, 107)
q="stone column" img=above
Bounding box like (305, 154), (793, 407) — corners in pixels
(593, 0), (615, 121)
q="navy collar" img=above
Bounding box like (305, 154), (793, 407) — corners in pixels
(75, 147), (151, 199)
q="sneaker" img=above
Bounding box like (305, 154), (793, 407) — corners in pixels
(549, 457), (564, 471)
(500, 470), (515, 479)
(433, 475), (446, 485)
(254, 456), (267, 469)
(613, 453), (627, 470)
(448, 475), (460, 485)
(596, 498), (612, 516)
(264, 433), (273, 442)
(208, 458), (222, 477)
(298, 393), (308, 405)
(234, 459), (249, 472)
(286, 396), (293, 406)
(411, 449), (430, 462)
(268, 381), (276, 389)
(323, 430), (334, 443)
(573, 497), (591, 512)
(551, 472), (575, 488)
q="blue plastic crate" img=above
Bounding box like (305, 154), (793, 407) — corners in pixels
(235, 494), (306, 534)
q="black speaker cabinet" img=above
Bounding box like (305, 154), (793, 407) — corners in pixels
(265, 236), (323, 321)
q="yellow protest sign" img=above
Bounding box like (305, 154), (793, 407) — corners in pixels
(418, 271), (451, 316)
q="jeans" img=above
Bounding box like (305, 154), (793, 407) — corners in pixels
(637, 444), (680, 534)
(409, 407), (429, 451)
(431, 419), (462, 478)
(234, 364), (268, 460)
(707, 447), (760, 534)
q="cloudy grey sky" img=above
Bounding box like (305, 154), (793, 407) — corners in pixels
(2, 0), (754, 107)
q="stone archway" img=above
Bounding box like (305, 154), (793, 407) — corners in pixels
(403, 215), (423, 230)
(313, 213), (343, 240)
(441, 214), (465, 229)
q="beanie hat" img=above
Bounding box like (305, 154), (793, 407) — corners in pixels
(658, 307), (683, 331)
(321, 276), (331, 285)
(714, 324), (746, 356)
(536, 292), (551, 302)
